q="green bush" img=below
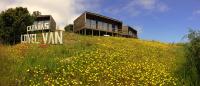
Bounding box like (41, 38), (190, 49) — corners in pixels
(0, 7), (34, 44)
(183, 29), (200, 85)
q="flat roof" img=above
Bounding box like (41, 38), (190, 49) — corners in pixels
(123, 26), (137, 33)
(37, 15), (51, 17)
(84, 11), (122, 23)
(35, 15), (54, 21)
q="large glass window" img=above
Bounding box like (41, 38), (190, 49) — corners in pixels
(112, 24), (115, 31)
(91, 20), (96, 29)
(108, 24), (112, 31)
(107, 23), (109, 31)
(33, 21), (37, 25)
(101, 22), (105, 30)
(86, 19), (91, 28)
(34, 20), (49, 25)
(115, 25), (118, 32)
(98, 21), (108, 30)
(115, 25), (118, 29)
(97, 21), (102, 29)
(129, 31), (133, 35)
(133, 33), (136, 37)
(103, 22), (108, 31)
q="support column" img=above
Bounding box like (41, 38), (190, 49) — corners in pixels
(92, 29), (93, 36)
(112, 32), (113, 36)
(84, 29), (86, 35)
(99, 30), (100, 37)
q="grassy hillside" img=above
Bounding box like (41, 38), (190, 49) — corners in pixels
(0, 32), (188, 85)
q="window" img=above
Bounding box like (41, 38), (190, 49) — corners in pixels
(129, 31), (133, 35)
(103, 22), (108, 31)
(98, 21), (102, 29)
(115, 25), (118, 32)
(33, 21), (37, 25)
(91, 20), (96, 29)
(86, 19), (91, 28)
(115, 25), (118, 29)
(133, 34), (136, 37)
(107, 23), (109, 31)
(102, 22), (104, 30)
(112, 24), (115, 31)
(108, 24), (112, 31)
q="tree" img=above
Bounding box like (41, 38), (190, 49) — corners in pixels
(0, 7), (34, 44)
(32, 11), (41, 17)
(184, 29), (200, 85)
(0, 15), (3, 43)
(187, 29), (200, 72)
(64, 24), (73, 32)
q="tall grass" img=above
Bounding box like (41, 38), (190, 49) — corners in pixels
(0, 45), (17, 85)
(179, 29), (200, 85)
(0, 32), (197, 85)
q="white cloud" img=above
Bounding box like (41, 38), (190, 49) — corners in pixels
(106, 0), (169, 17)
(0, 0), (15, 11)
(0, 0), (92, 29)
(193, 10), (200, 15)
(157, 2), (169, 12)
(0, 0), (169, 29)
(133, 25), (143, 34)
(135, 0), (169, 12)
(188, 10), (200, 20)
(136, 0), (156, 10)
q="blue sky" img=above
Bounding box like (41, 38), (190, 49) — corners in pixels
(84, 0), (200, 43)
(1, 0), (200, 43)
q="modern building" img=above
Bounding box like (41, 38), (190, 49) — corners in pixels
(121, 26), (138, 38)
(73, 11), (122, 36)
(34, 15), (56, 32)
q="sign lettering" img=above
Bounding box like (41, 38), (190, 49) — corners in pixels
(21, 22), (63, 44)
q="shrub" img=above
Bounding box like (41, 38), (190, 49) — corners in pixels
(183, 29), (200, 85)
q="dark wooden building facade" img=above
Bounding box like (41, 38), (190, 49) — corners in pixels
(34, 15), (56, 31)
(74, 12), (122, 36)
(121, 26), (137, 38)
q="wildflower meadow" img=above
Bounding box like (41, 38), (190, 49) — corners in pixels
(0, 32), (191, 85)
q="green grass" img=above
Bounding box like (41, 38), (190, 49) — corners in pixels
(0, 32), (198, 85)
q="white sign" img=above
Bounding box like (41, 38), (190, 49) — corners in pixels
(27, 23), (49, 32)
(21, 22), (63, 44)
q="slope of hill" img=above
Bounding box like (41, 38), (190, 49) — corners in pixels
(0, 32), (186, 85)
